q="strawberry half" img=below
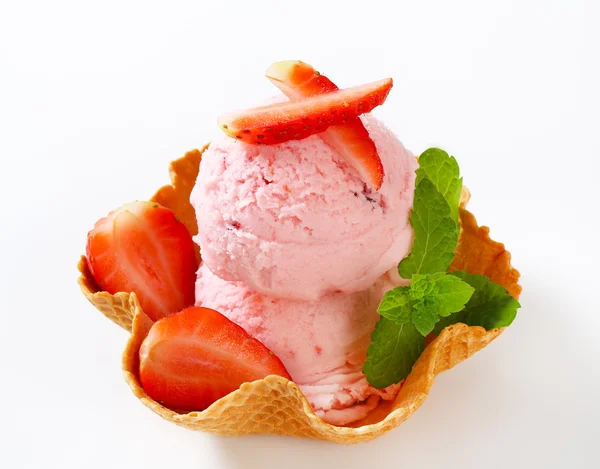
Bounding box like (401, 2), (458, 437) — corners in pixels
(217, 77), (393, 151)
(266, 60), (385, 190)
(139, 307), (292, 411)
(86, 201), (196, 322)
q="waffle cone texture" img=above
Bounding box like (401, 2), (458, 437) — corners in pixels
(78, 146), (521, 444)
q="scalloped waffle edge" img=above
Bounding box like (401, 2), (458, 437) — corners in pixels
(77, 146), (521, 444)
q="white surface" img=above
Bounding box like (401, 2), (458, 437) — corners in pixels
(1, 0), (599, 467)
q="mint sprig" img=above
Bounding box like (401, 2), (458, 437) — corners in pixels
(410, 273), (476, 335)
(377, 273), (475, 336)
(363, 148), (520, 389)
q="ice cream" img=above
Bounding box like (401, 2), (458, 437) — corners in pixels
(195, 264), (401, 425)
(192, 114), (417, 301)
(190, 70), (419, 425)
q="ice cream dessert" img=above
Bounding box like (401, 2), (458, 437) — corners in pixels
(187, 62), (419, 423)
(79, 60), (522, 442)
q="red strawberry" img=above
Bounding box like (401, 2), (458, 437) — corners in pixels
(139, 306), (292, 411)
(217, 77), (393, 151)
(266, 60), (384, 190)
(86, 201), (197, 322)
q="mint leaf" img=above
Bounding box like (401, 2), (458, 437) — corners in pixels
(418, 273), (476, 317)
(411, 299), (440, 337)
(377, 273), (475, 336)
(409, 273), (475, 335)
(433, 271), (520, 334)
(399, 149), (463, 279)
(377, 286), (412, 324)
(416, 148), (462, 220)
(363, 318), (424, 388)
(399, 178), (459, 278)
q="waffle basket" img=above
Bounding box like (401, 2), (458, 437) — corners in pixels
(78, 146), (521, 444)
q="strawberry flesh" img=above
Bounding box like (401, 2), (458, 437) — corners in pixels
(217, 78), (393, 149)
(139, 307), (292, 411)
(86, 201), (197, 321)
(266, 60), (384, 190)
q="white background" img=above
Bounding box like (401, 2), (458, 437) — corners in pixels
(1, 0), (599, 467)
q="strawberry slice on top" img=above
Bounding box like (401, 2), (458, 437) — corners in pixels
(266, 60), (385, 190)
(86, 201), (196, 322)
(217, 77), (392, 159)
(139, 306), (292, 411)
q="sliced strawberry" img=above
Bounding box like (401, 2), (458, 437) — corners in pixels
(86, 201), (196, 322)
(265, 60), (339, 96)
(139, 307), (292, 411)
(217, 77), (393, 149)
(266, 60), (384, 190)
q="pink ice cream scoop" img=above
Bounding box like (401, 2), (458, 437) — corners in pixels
(191, 114), (417, 301)
(195, 264), (401, 426)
